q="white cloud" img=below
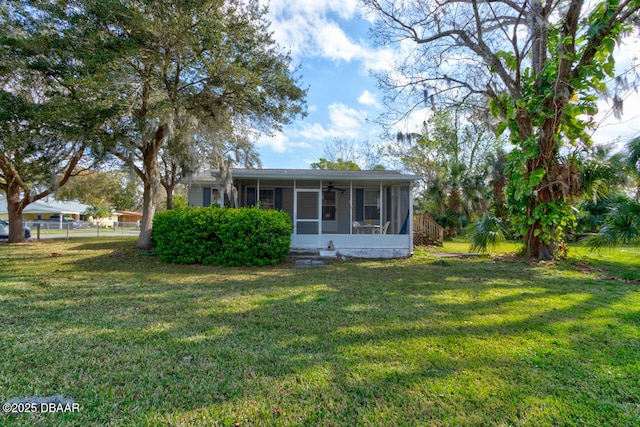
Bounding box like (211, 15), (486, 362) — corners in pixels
(316, 21), (365, 61)
(297, 103), (365, 141)
(388, 107), (432, 137)
(255, 132), (311, 153)
(358, 90), (380, 107)
(328, 103), (363, 129)
(261, 0), (374, 65)
(266, 0), (359, 21)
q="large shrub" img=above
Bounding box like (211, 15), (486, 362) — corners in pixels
(153, 207), (293, 266)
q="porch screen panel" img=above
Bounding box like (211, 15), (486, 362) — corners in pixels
(296, 190), (320, 235)
(297, 192), (318, 219)
(297, 222), (319, 234)
(355, 189), (364, 221)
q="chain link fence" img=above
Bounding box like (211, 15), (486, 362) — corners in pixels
(24, 221), (141, 239)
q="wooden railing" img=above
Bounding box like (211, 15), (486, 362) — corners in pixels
(413, 213), (445, 246)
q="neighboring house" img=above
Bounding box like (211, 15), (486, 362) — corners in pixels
(116, 210), (143, 224)
(0, 196), (90, 222)
(187, 168), (421, 258)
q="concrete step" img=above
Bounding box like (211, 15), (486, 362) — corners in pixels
(287, 250), (336, 261)
(294, 259), (327, 268)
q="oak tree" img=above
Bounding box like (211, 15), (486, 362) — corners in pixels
(94, 0), (307, 248)
(0, 1), (118, 242)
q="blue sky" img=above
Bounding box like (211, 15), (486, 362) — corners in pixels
(255, 0), (640, 169)
(255, 0), (393, 169)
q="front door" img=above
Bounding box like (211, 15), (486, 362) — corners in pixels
(294, 189), (321, 247)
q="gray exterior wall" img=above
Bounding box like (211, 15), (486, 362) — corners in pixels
(188, 186), (205, 208)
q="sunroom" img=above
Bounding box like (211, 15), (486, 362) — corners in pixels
(187, 169), (421, 258)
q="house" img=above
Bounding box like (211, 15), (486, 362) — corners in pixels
(187, 168), (421, 258)
(0, 196), (90, 222)
(116, 210), (143, 224)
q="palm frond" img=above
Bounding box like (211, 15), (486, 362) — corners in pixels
(588, 198), (640, 249)
(467, 215), (506, 253)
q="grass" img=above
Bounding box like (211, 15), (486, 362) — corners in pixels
(430, 238), (523, 254)
(1, 237), (639, 426)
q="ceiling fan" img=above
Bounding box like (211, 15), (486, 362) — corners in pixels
(325, 182), (346, 194)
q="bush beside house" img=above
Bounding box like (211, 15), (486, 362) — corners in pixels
(153, 207), (293, 266)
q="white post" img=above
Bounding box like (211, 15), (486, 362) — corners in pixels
(292, 179), (297, 246)
(256, 179), (260, 207)
(319, 180), (323, 236)
(349, 181), (353, 235)
(379, 181), (383, 228)
(409, 183), (415, 254)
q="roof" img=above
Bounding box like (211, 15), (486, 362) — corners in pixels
(0, 197), (91, 215)
(189, 168), (421, 183)
(116, 210), (142, 216)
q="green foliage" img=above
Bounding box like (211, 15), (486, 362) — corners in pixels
(587, 198), (640, 249)
(364, 0), (640, 258)
(10, 0), (308, 249)
(467, 215), (507, 253)
(56, 170), (140, 211)
(395, 110), (499, 231)
(172, 195), (188, 210)
(153, 207), (293, 266)
(310, 157), (361, 170)
(498, 0), (638, 258)
(85, 203), (111, 220)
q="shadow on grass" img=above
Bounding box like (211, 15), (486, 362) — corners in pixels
(2, 242), (639, 425)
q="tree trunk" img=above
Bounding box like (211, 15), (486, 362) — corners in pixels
(136, 129), (162, 250)
(160, 157), (178, 210)
(137, 175), (157, 250)
(492, 175), (507, 220)
(165, 184), (175, 210)
(526, 218), (556, 260)
(524, 132), (559, 260)
(5, 185), (26, 243)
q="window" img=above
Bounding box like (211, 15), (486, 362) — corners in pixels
(364, 190), (379, 220)
(247, 187), (282, 210)
(259, 189), (274, 210)
(322, 191), (336, 220)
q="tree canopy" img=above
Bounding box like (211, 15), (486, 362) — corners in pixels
(311, 158), (361, 170)
(2, 0), (307, 248)
(103, 0), (307, 249)
(0, 0), (119, 242)
(364, 0), (640, 259)
(55, 170), (140, 211)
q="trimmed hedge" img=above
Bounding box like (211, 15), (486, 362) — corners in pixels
(153, 206), (293, 266)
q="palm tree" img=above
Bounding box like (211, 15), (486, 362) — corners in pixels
(626, 136), (640, 198)
(587, 198), (640, 248)
(586, 138), (640, 249)
(484, 148), (508, 220)
(467, 214), (507, 253)
(85, 203), (111, 227)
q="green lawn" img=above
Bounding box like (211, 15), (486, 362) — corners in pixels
(1, 237), (639, 426)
